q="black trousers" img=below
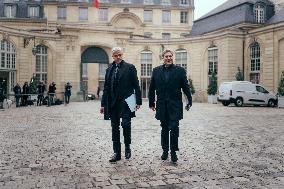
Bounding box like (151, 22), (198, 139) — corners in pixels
(65, 95), (70, 104)
(37, 95), (44, 106)
(160, 119), (179, 152)
(160, 103), (179, 152)
(110, 103), (131, 154)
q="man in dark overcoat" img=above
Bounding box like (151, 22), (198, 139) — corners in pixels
(37, 81), (45, 106)
(148, 49), (192, 163)
(100, 47), (142, 162)
(13, 83), (21, 107)
(22, 82), (29, 106)
(64, 82), (72, 104)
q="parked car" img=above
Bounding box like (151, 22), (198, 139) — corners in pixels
(217, 81), (277, 107)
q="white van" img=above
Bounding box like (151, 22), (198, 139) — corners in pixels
(217, 81), (277, 107)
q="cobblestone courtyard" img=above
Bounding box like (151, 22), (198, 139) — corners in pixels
(0, 101), (284, 189)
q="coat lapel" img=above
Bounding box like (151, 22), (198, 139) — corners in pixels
(117, 61), (126, 84)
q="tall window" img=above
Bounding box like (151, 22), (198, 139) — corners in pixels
(98, 8), (108, 21)
(144, 10), (153, 23)
(176, 49), (187, 71)
(250, 42), (260, 84)
(254, 4), (265, 23)
(79, 7), (88, 21)
(0, 40), (16, 70)
(208, 47), (218, 75)
(35, 45), (48, 83)
(28, 6), (40, 18)
(162, 10), (171, 23)
(57, 7), (66, 20)
(141, 51), (152, 98)
(4, 5), (17, 18)
(180, 11), (188, 23)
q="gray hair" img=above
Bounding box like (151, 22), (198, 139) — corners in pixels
(112, 47), (123, 53)
(162, 49), (173, 57)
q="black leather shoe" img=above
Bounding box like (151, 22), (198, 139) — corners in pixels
(161, 151), (168, 160)
(125, 148), (131, 159)
(171, 151), (178, 163)
(109, 153), (121, 163)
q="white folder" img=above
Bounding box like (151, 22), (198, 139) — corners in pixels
(125, 93), (136, 112)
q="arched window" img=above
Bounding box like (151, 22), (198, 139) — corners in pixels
(250, 42), (260, 84)
(254, 4), (265, 23)
(35, 45), (48, 83)
(0, 39), (16, 70)
(140, 50), (152, 98)
(175, 49), (187, 71)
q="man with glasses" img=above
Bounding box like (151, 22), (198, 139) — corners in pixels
(100, 47), (142, 162)
(148, 49), (192, 163)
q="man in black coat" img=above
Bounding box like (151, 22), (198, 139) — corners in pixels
(13, 83), (21, 107)
(100, 47), (142, 162)
(22, 82), (29, 106)
(148, 49), (192, 163)
(37, 81), (45, 106)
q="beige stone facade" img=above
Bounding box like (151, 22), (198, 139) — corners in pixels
(1, 0), (284, 102)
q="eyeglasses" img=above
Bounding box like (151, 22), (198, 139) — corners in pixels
(113, 54), (122, 57)
(164, 55), (172, 58)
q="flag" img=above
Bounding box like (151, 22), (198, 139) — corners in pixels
(93, 0), (100, 8)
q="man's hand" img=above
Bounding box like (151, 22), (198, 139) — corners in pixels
(150, 107), (156, 111)
(185, 104), (191, 111)
(135, 105), (141, 111)
(100, 107), (104, 114)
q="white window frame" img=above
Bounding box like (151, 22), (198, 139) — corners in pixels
(180, 11), (188, 23)
(4, 4), (17, 18)
(79, 7), (88, 21)
(175, 49), (187, 71)
(140, 51), (152, 77)
(180, 0), (189, 5)
(99, 64), (108, 79)
(57, 6), (67, 20)
(143, 10), (153, 23)
(161, 0), (171, 6)
(162, 10), (171, 23)
(0, 40), (16, 70)
(98, 8), (108, 22)
(35, 45), (48, 83)
(208, 47), (218, 75)
(254, 4), (265, 23)
(28, 6), (40, 18)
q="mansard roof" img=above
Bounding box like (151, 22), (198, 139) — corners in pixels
(190, 0), (275, 36)
(267, 7), (284, 24)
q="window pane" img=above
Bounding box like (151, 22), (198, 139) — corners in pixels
(79, 7), (88, 21)
(57, 7), (66, 20)
(98, 8), (108, 21)
(162, 11), (171, 23)
(208, 48), (218, 75)
(144, 10), (153, 22)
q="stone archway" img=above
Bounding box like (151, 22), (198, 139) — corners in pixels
(80, 47), (109, 100)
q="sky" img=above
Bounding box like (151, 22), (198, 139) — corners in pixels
(194, 0), (228, 20)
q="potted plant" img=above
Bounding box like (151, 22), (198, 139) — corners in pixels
(235, 67), (244, 81)
(278, 70), (284, 108)
(188, 75), (195, 95)
(207, 71), (218, 104)
(29, 75), (38, 101)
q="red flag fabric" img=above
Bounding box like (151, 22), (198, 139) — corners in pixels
(93, 0), (100, 8)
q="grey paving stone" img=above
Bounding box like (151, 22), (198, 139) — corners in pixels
(1, 102), (284, 188)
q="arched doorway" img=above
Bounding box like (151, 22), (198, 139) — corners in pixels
(80, 47), (109, 99)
